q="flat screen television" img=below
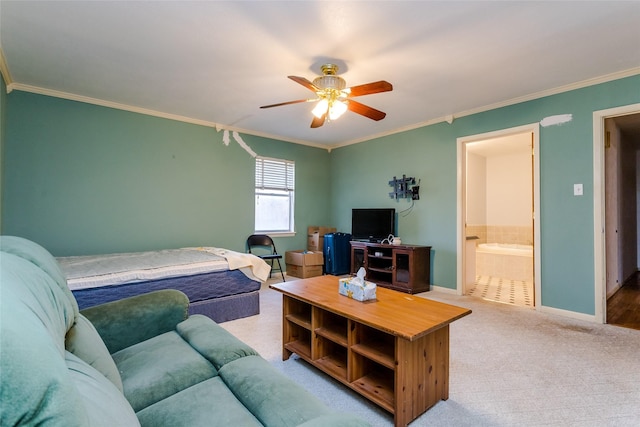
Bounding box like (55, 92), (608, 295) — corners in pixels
(351, 208), (396, 242)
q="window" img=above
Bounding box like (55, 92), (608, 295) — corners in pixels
(255, 156), (295, 233)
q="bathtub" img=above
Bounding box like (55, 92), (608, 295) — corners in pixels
(476, 243), (533, 282)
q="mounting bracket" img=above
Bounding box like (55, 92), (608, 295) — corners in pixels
(389, 175), (420, 200)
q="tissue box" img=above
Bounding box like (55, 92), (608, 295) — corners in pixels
(338, 277), (377, 302)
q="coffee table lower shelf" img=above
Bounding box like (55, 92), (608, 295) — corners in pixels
(287, 344), (396, 414)
(272, 275), (471, 427)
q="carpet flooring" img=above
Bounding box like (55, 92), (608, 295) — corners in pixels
(221, 277), (640, 426)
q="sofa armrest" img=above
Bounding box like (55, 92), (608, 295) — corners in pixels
(81, 289), (189, 354)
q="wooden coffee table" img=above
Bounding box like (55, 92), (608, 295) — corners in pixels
(270, 275), (471, 427)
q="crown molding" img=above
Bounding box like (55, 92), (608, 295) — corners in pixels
(0, 48), (14, 91)
(6, 66), (639, 152)
(10, 82), (224, 128)
(329, 67), (640, 150)
(8, 82), (330, 150)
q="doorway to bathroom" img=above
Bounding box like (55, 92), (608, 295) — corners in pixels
(457, 124), (541, 308)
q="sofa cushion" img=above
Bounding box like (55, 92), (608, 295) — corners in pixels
(219, 355), (332, 427)
(112, 330), (218, 411)
(0, 236), (79, 314)
(81, 289), (189, 354)
(1, 251), (77, 355)
(176, 314), (258, 369)
(136, 377), (262, 427)
(65, 351), (140, 427)
(0, 254), (89, 425)
(66, 313), (124, 392)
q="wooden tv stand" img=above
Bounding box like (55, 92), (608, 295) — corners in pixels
(270, 275), (471, 427)
(350, 241), (431, 294)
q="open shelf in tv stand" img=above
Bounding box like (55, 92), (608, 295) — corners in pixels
(350, 241), (431, 294)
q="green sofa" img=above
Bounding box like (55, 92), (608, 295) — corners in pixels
(0, 236), (369, 426)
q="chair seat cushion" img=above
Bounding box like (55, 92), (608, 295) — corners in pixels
(112, 331), (217, 411)
(136, 377), (262, 427)
(259, 254), (282, 259)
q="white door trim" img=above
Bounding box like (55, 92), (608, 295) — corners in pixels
(456, 123), (541, 308)
(592, 103), (640, 323)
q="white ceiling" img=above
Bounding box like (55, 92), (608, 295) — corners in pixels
(1, 1), (639, 149)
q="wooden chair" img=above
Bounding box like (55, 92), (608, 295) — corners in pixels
(247, 234), (285, 282)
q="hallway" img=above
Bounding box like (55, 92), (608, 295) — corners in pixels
(607, 272), (640, 330)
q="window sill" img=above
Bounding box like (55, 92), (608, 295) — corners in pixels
(256, 232), (296, 238)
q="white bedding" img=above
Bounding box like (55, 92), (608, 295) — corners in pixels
(192, 247), (272, 285)
(58, 247), (270, 291)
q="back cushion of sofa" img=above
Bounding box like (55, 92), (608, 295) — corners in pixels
(65, 352), (140, 427)
(0, 236), (79, 315)
(1, 254), (89, 425)
(1, 252), (77, 354)
(66, 313), (124, 392)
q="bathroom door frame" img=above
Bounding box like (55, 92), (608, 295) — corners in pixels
(456, 123), (541, 309)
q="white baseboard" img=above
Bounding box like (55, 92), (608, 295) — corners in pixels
(606, 282), (623, 300)
(538, 305), (598, 323)
(431, 285), (458, 295)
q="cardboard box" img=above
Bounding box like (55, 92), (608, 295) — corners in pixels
(307, 226), (337, 251)
(338, 277), (377, 302)
(287, 264), (323, 279)
(285, 250), (324, 279)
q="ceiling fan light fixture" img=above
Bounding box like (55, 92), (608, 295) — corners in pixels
(312, 75), (346, 91)
(312, 99), (329, 118)
(329, 100), (347, 120)
(260, 63), (392, 128)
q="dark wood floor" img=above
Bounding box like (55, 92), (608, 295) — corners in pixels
(607, 271), (640, 330)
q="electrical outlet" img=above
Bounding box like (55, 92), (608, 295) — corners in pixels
(411, 186), (420, 200)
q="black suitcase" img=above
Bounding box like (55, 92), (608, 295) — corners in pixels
(323, 232), (352, 275)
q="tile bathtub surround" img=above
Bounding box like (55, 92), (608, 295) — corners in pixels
(467, 225), (533, 245)
(487, 225), (533, 245)
(476, 250), (533, 282)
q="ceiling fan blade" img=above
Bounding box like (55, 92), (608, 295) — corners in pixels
(347, 80), (393, 97)
(260, 99), (314, 109)
(347, 100), (387, 121)
(288, 76), (320, 92)
(310, 113), (326, 128)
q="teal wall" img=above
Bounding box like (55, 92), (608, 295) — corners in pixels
(3, 91), (331, 255)
(3, 74), (639, 316)
(329, 74), (640, 316)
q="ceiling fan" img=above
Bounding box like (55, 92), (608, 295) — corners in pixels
(260, 64), (393, 128)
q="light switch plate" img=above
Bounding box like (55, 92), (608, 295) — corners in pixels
(574, 183), (583, 196)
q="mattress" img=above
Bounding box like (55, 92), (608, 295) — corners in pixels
(72, 269), (261, 310)
(58, 247), (269, 322)
(58, 247), (270, 290)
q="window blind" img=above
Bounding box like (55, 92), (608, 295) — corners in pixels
(255, 157), (295, 191)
